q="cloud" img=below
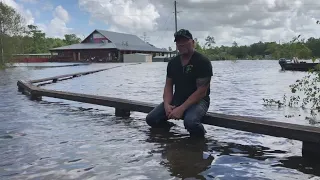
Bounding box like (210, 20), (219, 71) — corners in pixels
(3, 0), (35, 25)
(3, 1), (72, 39)
(54, 5), (70, 22)
(79, 0), (160, 33)
(77, 0), (320, 49)
(38, 5), (72, 38)
(19, 0), (38, 3)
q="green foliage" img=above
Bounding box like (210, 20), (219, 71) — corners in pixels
(263, 71), (320, 121)
(0, 3), (81, 66)
(195, 35), (319, 61)
(205, 36), (215, 48)
(263, 21), (320, 123)
(0, 2), (25, 64)
(64, 34), (82, 45)
(0, 2), (24, 36)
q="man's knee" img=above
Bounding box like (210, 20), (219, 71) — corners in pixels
(183, 114), (206, 136)
(146, 111), (157, 126)
(145, 102), (165, 127)
(184, 114), (200, 129)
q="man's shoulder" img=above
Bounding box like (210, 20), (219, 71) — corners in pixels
(168, 55), (180, 66)
(193, 51), (211, 65)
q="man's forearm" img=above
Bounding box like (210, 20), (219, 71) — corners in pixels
(163, 87), (173, 105)
(180, 77), (211, 110)
(180, 88), (207, 110)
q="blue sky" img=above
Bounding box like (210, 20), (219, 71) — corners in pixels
(9, 0), (172, 48)
(16, 0), (108, 39)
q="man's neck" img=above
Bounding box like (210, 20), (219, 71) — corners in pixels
(180, 50), (195, 65)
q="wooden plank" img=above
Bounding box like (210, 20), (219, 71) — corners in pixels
(203, 113), (320, 143)
(29, 66), (121, 83)
(29, 63), (141, 84)
(29, 85), (320, 143)
(17, 80), (320, 144)
(17, 80), (36, 93)
(32, 87), (156, 113)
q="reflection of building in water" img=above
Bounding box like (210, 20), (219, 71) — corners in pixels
(50, 29), (173, 63)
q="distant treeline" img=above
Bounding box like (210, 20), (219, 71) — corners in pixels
(0, 2), (81, 65)
(190, 36), (320, 60)
(3, 25), (81, 56)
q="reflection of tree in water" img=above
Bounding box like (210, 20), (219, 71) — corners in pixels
(145, 129), (214, 179)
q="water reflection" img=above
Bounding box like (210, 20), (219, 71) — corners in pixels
(144, 125), (318, 179)
(279, 156), (320, 177)
(146, 128), (213, 179)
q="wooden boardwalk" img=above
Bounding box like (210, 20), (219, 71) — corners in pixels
(17, 69), (320, 160)
(30, 66), (123, 84)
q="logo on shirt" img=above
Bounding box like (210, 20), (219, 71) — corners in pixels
(185, 65), (193, 74)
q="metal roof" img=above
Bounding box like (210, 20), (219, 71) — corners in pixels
(113, 42), (167, 52)
(13, 53), (52, 56)
(96, 30), (148, 46)
(50, 29), (168, 52)
(51, 43), (117, 50)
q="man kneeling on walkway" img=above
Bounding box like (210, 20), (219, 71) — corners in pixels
(146, 29), (213, 137)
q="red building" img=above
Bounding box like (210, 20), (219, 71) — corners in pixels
(49, 29), (169, 62)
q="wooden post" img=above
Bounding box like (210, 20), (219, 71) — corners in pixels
(115, 108), (130, 117)
(52, 79), (58, 83)
(30, 92), (42, 101)
(18, 86), (24, 92)
(302, 141), (320, 160)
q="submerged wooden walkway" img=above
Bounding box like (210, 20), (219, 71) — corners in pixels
(12, 63), (91, 68)
(17, 69), (320, 160)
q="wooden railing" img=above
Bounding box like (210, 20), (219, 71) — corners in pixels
(17, 69), (320, 160)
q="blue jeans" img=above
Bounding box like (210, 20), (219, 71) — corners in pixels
(146, 99), (209, 137)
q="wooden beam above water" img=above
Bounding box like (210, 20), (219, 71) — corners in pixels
(17, 80), (320, 144)
(16, 70), (320, 160)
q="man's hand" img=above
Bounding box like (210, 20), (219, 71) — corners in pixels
(168, 106), (185, 120)
(164, 103), (176, 117)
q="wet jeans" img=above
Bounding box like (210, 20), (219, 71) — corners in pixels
(146, 99), (209, 137)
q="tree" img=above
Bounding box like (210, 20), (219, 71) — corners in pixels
(205, 36), (215, 48)
(64, 34), (81, 45)
(25, 25), (47, 53)
(232, 41), (238, 47)
(194, 38), (204, 54)
(0, 2), (25, 65)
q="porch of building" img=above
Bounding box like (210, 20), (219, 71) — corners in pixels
(50, 49), (175, 62)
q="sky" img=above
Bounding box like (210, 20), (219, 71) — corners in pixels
(3, 0), (320, 49)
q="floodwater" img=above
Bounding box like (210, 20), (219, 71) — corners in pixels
(1, 61), (320, 180)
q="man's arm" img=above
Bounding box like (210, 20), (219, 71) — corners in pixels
(163, 77), (173, 106)
(179, 77), (211, 111)
(180, 57), (213, 111)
